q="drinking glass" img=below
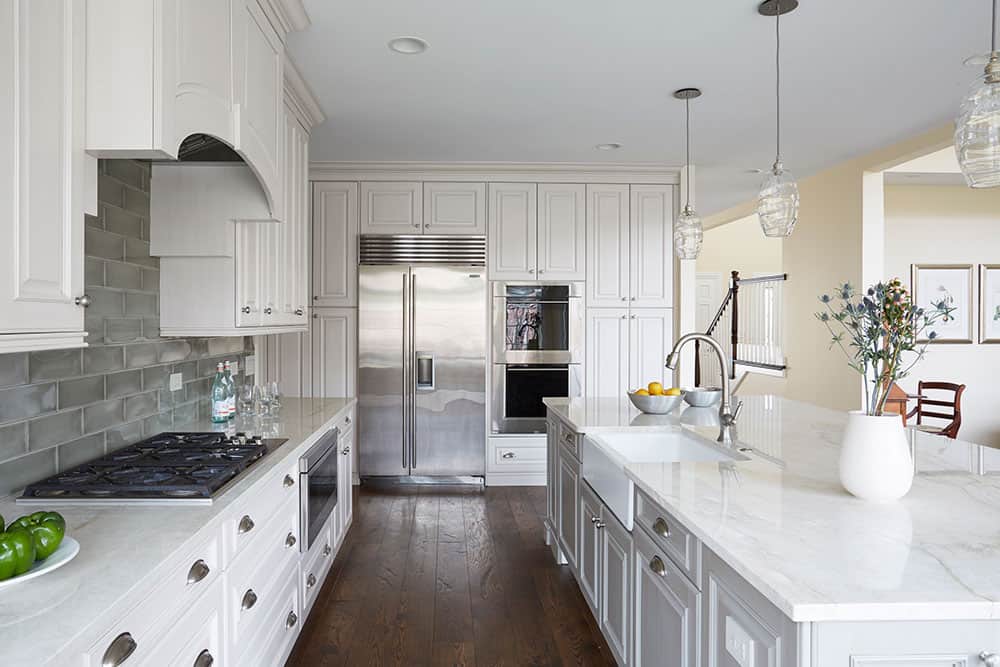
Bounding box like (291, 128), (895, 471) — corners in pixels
(268, 381), (281, 413)
(252, 384), (266, 416)
(258, 383), (275, 417)
(238, 384), (255, 417)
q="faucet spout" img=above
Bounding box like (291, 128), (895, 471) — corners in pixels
(665, 333), (740, 447)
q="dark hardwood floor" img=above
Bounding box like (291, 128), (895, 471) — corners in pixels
(287, 484), (616, 667)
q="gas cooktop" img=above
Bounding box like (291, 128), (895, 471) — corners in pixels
(17, 432), (288, 505)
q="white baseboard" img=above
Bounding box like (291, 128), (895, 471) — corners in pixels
(485, 472), (546, 486)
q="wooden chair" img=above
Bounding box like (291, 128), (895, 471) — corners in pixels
(906, 381), (966, 440)
(882, 382), (911, 425)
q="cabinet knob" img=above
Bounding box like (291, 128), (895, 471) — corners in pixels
(980, 653), (1000, 667)
(529, 268), (535, 274)
(630, 297), (636, 301)
(343, 446), (351, 455)
(283, 474), (295, 488)
(238, 514), (255, 534)
(313, 295), (319, 300)
(193, 650), (214, 667)
(186, 559), (210, 585)
(241, 589), (258, 611)
(538, 269), (545, 274)
(264, 307), (273, 315)
(652, 517), (672, 538)
(285, 532), (297, 548)
(621, 315), (626, 320)
(286, 610), (298, 629)
(241, 306), (251, 314)
(295, 308), (304, 316)
(323, 543), (332, 557)
(595, 521), (606, 529)
(307, 573), (317, 588)
(590, 516), (599, 524)
(502, 451), (516, 459)
(649, 555), (667, 577)
(630, 314), (636, 319)
(621, 297), (627, 302)
(101, 632), (137, 667)
(74, 294), (92, 308)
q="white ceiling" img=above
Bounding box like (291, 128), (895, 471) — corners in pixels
(288, 1), (986, 215)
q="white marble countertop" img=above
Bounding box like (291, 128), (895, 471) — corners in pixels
(547, 394), (1000, 623)
(0, 397), (355, 665)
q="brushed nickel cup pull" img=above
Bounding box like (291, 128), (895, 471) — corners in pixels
(193, 649), (214, 667)
(652, 517), (671, 538)
(238, 515), (255, 534)
(502, 451), (516, 459)
(649, 555), (667, 577)
(283, 474), (295, 488)
(74, 294), (92, 308)
(286, 611), (298, 628)
(285, 532), (297, 548)
(295, 308), (304, 316)
(307, 573), (317, 588)
(241, 589), (258, 611)
(101, 632), (137, 667)
(186, 559), (210, 585)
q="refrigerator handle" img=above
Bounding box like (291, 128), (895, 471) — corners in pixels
(415, 354), (435, 391)
(402, 272), (409, 470)
(410, 273), (417, 470)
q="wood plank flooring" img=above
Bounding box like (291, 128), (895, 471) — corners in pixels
(287, 485), (616, 667)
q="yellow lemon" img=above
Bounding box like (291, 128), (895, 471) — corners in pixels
(665, 387), (682, 396)
(647, 382), (663, 396)
(634, 388), (650, 396)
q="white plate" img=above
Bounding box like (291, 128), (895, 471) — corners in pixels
(0, 536), (79, 590)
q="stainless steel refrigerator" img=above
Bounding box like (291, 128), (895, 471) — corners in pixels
(358, 236), (487, 480)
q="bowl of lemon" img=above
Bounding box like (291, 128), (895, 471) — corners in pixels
(628, 382), (685, 414)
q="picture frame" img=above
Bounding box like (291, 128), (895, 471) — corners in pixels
(910, 264), (974, 344)
(980, 264), (1000, 343)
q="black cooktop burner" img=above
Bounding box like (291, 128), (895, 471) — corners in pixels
(20, 432), (287, 502)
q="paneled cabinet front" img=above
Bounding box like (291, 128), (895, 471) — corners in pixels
(423, 182), (486, 235)
(488, 183), (537, 279)
(587, 308), (672, 397)
(361, 182), (423, 234)
(311, 307), (358, 399)
(313, 182), (359, 308)
(0, 0), (93, 352)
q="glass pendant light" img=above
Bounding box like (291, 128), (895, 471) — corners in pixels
(757, 0), (800, 238)
(956, 0), (1000, 187)
(673, 87), (703, 260)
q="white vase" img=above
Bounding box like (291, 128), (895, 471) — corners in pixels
(839, 411), (914, 502)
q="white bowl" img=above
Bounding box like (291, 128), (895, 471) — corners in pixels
(627, 392), (684, 415)
(683, 387), (722, 408)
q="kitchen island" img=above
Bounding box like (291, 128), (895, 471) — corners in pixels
(545, 394), (1000, 666)
(0, 397), (355, 667)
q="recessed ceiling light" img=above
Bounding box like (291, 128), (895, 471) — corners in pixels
(595, 143), (622, 151)
(388, 36), (428, 55)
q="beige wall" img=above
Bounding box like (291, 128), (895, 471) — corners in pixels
(706, 125), (954, 412)
(884, 184), (1000, 448)
(696, 214), (782, 280)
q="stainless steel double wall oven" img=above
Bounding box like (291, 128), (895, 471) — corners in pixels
(491, 282), (583, 434)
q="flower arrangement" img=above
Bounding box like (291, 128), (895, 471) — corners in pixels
(816, 279), (954, 416)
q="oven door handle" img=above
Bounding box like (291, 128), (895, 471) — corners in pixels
(504, 367), (570, 372)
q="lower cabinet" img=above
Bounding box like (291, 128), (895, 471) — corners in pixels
(556, 441), (580, 570)
(578, 481), (603, 616)
(600, 508), (633, 665)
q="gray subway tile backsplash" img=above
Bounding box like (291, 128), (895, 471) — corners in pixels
(0, 159), (251, 498)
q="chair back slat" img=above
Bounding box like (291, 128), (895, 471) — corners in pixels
(914, 381), (966, 440)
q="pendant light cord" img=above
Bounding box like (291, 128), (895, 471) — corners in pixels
(993, 0), (997, 53)
(775, 0), (782, 164)
(685, 98), (691, 206)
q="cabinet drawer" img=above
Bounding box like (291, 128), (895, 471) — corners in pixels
(487, 436), (546, 472)
(84, 531), (222, 666)
(141, 577), (225, 667)
(236, 556), (302, 667)
(301, 516), (336, 617)
(227, 495), (300, 651)
(557, 418), (581, 461)
(224, 458), (299, 564)
(635, 488), (700, 587)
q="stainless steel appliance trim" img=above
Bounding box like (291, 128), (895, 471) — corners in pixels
(409, 273), (417, 470)
(402, 272), (410, 470)
(301, 428), (339, 473)
(491, 281), (585, 297)
(360, 235), (486, 265)
(491, 283), (584, 364)
(299, 427), (340, 552)
(490, 363), (583, 434)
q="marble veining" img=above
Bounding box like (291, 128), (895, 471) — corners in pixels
(0, 397), (355, 665)
(547, 394), (1000, 622)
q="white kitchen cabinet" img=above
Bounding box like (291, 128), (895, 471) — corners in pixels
(235, 221), (282, 328)
(265, 328), (313, 398)
(537, 184), (586, 280)
(0, 0), (94, 353)
(423, 182), (487, 235)
(579, 481), (603, 616)
(361, 182), (423, 234)
(587, 308), (672, 397)
(587, 184), (674, 308)
(633, 525), (698, 667)
(311, 307), (358, 399)
(336, 418), (354, 545)
(313, 182), (359, 307)
(488, 182), (538, 279)
(277, 104), (310, 325)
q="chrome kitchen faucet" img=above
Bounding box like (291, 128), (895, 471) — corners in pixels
(665, 333), (743, 448)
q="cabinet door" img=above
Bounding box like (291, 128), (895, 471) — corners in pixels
(628, 309), (673, 392)
(629, 185), (673, 308)
(545, 416), (559, 546)
(313, 182), (358, 307)
(0, 0), (88, 343)
(586, 309), (630, 397)
(266, 329), (311, 398)
(338, 427), (354, 541)
(634, 528), (699, 667)
(235, 223), (261, 327)
(578, 482), (602, 616)
(537, 184), (585, 281)
(172, 0), (233, 147)
(311, 307), (357, 398)
(260, 220), (281, 325)
(360, 182), (422, 234)
(233, 0), (283, 219)
(601, 508), (633, 667)
(586, 185), (630, 308)
(423, 182), (486, 235)
(556, 446), (580, 570)
(488, 183), (537, 280)
(278, 109), (309, 324)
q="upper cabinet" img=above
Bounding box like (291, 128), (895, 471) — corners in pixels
(537, 184), (586, 281)
(86, 0), (285, 219)
(423, 183), (487, 235)
(488, 183), (537, 279)
(313, 183), (359, 308)
(0, 0), (96, 353)
(360, 182), (423, 235)
(587, 184), (673, 308)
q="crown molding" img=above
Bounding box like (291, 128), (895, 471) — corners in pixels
(284, 56), (326, 129)
(258, 0), (310, 37)
(308, 161), (681, 184)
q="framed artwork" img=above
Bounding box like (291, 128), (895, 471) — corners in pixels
(980, 264), (1000, 343)
(910, 264), (974, 343)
